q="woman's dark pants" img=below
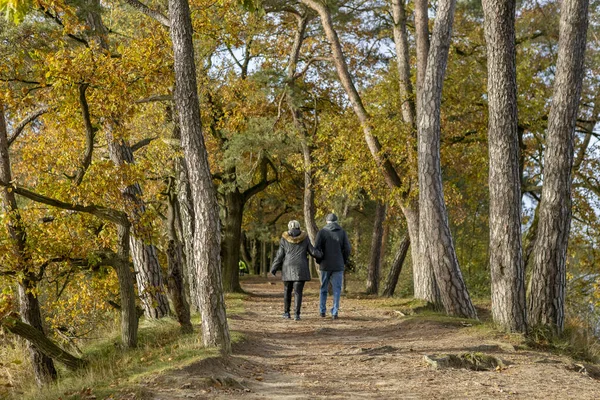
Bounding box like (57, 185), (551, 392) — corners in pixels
(283, 281), (306, 317)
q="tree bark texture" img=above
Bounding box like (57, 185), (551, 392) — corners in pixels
(391, 0), (417, 127)
(0, 104), (57, 385)
(390, 0), (439, 306)
(166, 178), (193, 333)
(417, 0), (477, 319)
(168, 0), (231, 353)
(221, 190), (244, 292)
(107, 136), (171, 319)
(176, 147), (197, 309)
(366, 202), (386, 295)
(115, 224), (139, 348)
(528, 0), (589, 333)
(414, 0), (430, 109)
(382, 236), (410, 297)
(482, 0), (527, 332)
(1, 316), (87, 371)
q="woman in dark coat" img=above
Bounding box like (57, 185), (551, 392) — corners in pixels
(270, 220), (322, 320)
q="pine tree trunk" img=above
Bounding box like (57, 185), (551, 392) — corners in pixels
(482, 0), (527, 333)
(168, 0), (231, 352)
(417, 0), (477, 319)
(382, 236), (410, 297)
(528, 0), (589, 333)
(221, 191), (244, 292)
(366, 202), (386, 295)
(0, 104), (57, 385)
(403, 202), (440, 304)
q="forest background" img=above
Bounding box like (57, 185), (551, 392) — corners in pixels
(0, 0), (599, 396)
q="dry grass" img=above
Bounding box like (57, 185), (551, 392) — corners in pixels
(2, 293), (248, 400)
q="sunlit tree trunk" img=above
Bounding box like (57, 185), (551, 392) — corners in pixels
(391, 0), (439, 305)
(529, 0), (589, 333)
(168, 0), (231, 353)
(417, 0), (477, 319)
(482, 0), (527, 332)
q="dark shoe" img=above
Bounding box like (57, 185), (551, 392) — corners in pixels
(332, 314), (338, 320)
(294, 315), (301, 321)
(320, 312), (326, 318)
(283, 312), (291, 319)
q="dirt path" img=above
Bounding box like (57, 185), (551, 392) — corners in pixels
(144, 277), (600, 399)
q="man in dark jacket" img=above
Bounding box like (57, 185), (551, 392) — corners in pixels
(315, 213), (351, 320)
(271, 220), (322, 320)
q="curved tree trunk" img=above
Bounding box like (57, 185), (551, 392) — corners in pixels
(528, 0), (589, 333)
(168, 0), (231, 353)
(417, 0), (477, 319)
(382, 236), (410, 297)
(1, 315), (87, 370)
(17, 282), (58, 385)
(482, 0), (527, 333)
(0, 104), (57, 385)
(366, 202), (386, 295)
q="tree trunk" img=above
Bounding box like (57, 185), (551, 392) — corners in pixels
(107, 136), (170, 319)
(528, 0), (589, 333)
(115, 224), (139, 348)
(366, 202), (386, 295)
(166, 178), (193, 334)
(221, 190), (244, 292)
(168, 0), (231, 352)
(414, 0), (430, 109)
(482, 0), (527, 332)
(176, 158), (197, 309)
(261, 240), (267, 278)
(1, 315), (87, 371)
(251, 239), (260, 275)
(0, 104), (57, 385)
(403, 201), (439, 304)
(390, 0), (439, 306)
(382, 236), (410, 297)
(17, 282), (58, 385)
(417, 0), (477, 319)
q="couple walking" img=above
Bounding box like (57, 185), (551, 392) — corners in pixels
(270, 214), (351, 321)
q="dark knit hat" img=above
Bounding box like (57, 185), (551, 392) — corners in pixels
(325, 213), (338, 222)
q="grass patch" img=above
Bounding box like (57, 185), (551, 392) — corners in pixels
(7, 297), (248, 400)
(526, 323), (600, 363)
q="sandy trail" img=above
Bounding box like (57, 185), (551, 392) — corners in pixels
(144, 277), (600, 399)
